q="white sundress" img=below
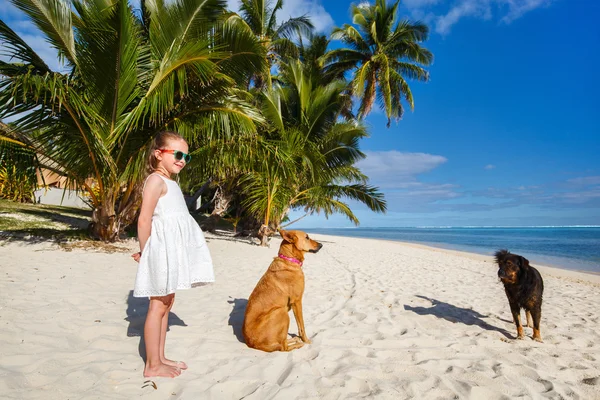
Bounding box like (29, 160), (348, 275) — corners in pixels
(133, 173), (215, 297)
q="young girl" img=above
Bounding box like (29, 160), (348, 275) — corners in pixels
(132, 131), (214, 378)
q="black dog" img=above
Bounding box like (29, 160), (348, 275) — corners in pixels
(495, 250), (544, 342)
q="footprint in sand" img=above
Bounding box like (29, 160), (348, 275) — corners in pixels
(276, 362), (294, 386)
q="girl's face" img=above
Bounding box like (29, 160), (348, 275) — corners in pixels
(154, 138), (190, 175)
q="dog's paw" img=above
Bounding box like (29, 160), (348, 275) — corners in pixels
(302, 338), (312, 344)
(533, 336), (543, 343)
(517, 334), (525, 340)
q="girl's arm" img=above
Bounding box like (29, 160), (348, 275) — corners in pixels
(137, 175), (166, 253)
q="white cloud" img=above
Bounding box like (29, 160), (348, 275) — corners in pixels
(500, 0), (550, 23)
(403, 0), (443, 7)
(358, 150), (447, 184)
(279, 0), (334, 33)
(0, 0), (22, 19)
(469, 176), (600, 210)
(484, 164), (495, 170)
(403, 0), (554, 35)
(436, 0), (492, 34)
(226, 0), (239, 12)
(352, 151), (460, 211)
(567, 176), (600, 186)
(555, 189), (600, 204)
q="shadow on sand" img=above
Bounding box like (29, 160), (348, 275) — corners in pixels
(204, 231), (259, 246)
(0, 204), (91, 244)
(404, 295), (513, 338)
(228, 297), (248, 343)
(124, 290), (187, 361)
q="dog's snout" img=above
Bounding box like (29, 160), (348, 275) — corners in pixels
(309, 242), (323, 253)
(498, 269), (505, 278)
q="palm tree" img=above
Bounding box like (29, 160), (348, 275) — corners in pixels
(325, 0), (433, 126)
(232, 0), (314, 88)
(0, 0), (265, 241)
(242, 60), (386, 245)
(179, 129), (271, 232)
(177, 0), (315, 230)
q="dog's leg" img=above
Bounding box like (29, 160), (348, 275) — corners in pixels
(509, 302), (524, 339)
(256, 308), (293, 352)
(291, 301), (311, 344)
(525, 310), (533, 328)
(530, 307), (543, 342)
(284, 337), (305, 351)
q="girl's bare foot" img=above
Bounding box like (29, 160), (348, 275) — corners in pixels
(143, 363), (181, 378)
(162, 359), (188, 370)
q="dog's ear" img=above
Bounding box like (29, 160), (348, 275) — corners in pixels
(494, 249), (510, 265)
(278, 229), (296, 243)
(518, 256), (530, 271)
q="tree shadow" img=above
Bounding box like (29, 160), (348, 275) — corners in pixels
(227, 297), (248, 343)
(204, 232), (259, 246)
(0, 228), (89, 244)
(404, 295), (513, 338)
(17, 208), (90, 229)
(0, 205), (91, 244)
(124, 291), (188, 361)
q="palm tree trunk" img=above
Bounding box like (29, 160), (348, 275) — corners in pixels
(90, 202), (119, 242)
(201, 185), (232, 232)
(89, 186), (140, 242)
(257, 224), (272, 247)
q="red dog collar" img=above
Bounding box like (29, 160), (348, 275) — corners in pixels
(278, 254), (302, 266)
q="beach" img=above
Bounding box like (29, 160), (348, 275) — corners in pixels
(1, 233), (599, 399)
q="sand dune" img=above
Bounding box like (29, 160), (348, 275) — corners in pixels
(1, 233), (599, 399)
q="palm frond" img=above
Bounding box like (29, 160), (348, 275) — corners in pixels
(275, 15), (313, 40)
(220, 13), (267, 83)
(270, 37), (300, 59)
(11, 0), (77, 67)
(0, 20), (50, 73)
(260, 88), (285, 133)
(330, 25), (370, 52)
(239, 0), (268, 36)
(74, 0), (142, 136)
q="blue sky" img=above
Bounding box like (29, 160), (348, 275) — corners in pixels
(1, 0), (599, 227)
(277, 0), (600, 228)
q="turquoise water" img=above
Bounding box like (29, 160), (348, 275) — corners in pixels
(304, 227), (600, 274)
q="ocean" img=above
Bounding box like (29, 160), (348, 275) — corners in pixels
(304, 227), (600, 274)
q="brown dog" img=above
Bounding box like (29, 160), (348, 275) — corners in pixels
(242, 229), (322, 352)
(495, 249), (544, 342)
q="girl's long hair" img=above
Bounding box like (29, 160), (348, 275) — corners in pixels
(146, 131), (185, 176)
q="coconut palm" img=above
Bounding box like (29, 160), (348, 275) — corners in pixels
(231, 0), (314, 88)
(0, 0), (265, 241)
(178, 128), (274, 232)
(178, 0), (316, 230)
(325, 0), (433, 126)
(242, 60), (386, 245)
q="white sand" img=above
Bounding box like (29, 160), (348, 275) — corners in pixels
(1, 233), (599, 399)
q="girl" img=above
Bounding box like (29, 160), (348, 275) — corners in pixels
(132, 131), (214, 378)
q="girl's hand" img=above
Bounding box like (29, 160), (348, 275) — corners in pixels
(132, 252), (141, 262)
